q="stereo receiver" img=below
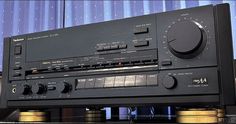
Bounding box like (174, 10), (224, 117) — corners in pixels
(2, 4), (235, 107)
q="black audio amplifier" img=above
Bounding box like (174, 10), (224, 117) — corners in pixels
(2, 4), (235, 108)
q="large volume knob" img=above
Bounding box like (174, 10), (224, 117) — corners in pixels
(56, 82), (72, 93)
(167, 21), (206, 59)
(20, 84), (32, 95)
(162, 75), (177, 89)
(32, 84), (47, 94)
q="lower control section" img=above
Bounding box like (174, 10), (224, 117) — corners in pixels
(8, 67), (219, 105)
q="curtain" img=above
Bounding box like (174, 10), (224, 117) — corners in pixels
(0, 1), (64, 70)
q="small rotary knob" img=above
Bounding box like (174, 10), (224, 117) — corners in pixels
(56, 82), (72, 93)
(32, 84), (47, 94)
(20, 84), (32, 95)
(162, 75), (177, 89)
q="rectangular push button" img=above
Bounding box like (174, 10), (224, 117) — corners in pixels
(134, 41), (149, 47)
(13, 66), (22, 70)
(85, 78), (95, 88)
(13, 73), (21, 77)
(135, 75), (147, 86)
(147, 74), (158, 86)
(125, 75), (135, 86)
(114, 76), (125, 87)
(14, 46), (22, 55)
(161, 61), (172, 66)
(110, 45), (119, 50)
(48, 86), (56, 91)
(104, 77), (115, 87)
(96, 47), (104, 51)
(95, 78), (105, 88)
(134, 27), (149, 34)
(75, 79), (86, 89)
(119, 44), (127, 49)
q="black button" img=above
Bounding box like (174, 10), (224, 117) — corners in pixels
(161, 61), (172, 66)
(13, 73), (21, 77)
(134, 40), (149, 47)
(101, 63), (110, 67)
(13, 66), (22, 70)
(14, 46), (22, 55)
(103, 46), (111, 50)
(119, 44), (127, 49)
(121, 61), (131, 66)
(97, 47), (104, 51)
(142, 60), (154, 64)
(48, 86), (56, 91)
(134, 27), (149, 34)
(110, 45), (119, 50)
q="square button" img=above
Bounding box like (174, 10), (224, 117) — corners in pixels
(147, 74), (158, 86)
(95, 78), (105, 88)
(114, 76), (125, 87)
(125, 75), (135, 87)
(75, 79), (86, 89)
(85, 78), (95, 88)
(14, 46), (22, 55)
(104, 77), (115, 87)
(135, 75), (147, 86)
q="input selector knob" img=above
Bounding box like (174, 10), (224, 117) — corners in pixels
(20, 84), (32, 95)
(162, 75), (177, 89)
(56, 82), (72, 93)
(32, 84), (47, 94)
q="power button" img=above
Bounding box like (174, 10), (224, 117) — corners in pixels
(14, 46), (22, 55)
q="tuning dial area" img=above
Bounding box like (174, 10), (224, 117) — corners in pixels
(167, 20), (207, 59)
(19, 84), (32, 95)
(162, 75), (177, 89)
(56, 82), (72, 93)
(32, 84), (47, 94)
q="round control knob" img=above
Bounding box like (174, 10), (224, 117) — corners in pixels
(20, 84), (32, 95)
(167, 20), (206, 59)
(56, 82), (72, 93)
(32, 84), (47, 94)
(162, 75), (177, 89)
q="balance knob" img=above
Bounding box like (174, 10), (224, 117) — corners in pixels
(32, 84), (47, 94)
(20, 84), (32, 95)
(56, 82), (72, 93)
(162, 75), (177, 89)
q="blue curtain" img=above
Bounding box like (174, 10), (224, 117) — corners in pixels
(0, 0), (236, 70)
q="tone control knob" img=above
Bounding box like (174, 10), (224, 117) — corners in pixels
(20, 84), (32, 95)
(162, 75), (177, 89)
(32, 84), (47, 94)
(167, 20), (206, 59)
(56, 82), (72, 93)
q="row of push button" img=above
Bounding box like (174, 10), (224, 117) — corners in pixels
(75, 74), (158, 90)
(97, 44), (127, 52)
